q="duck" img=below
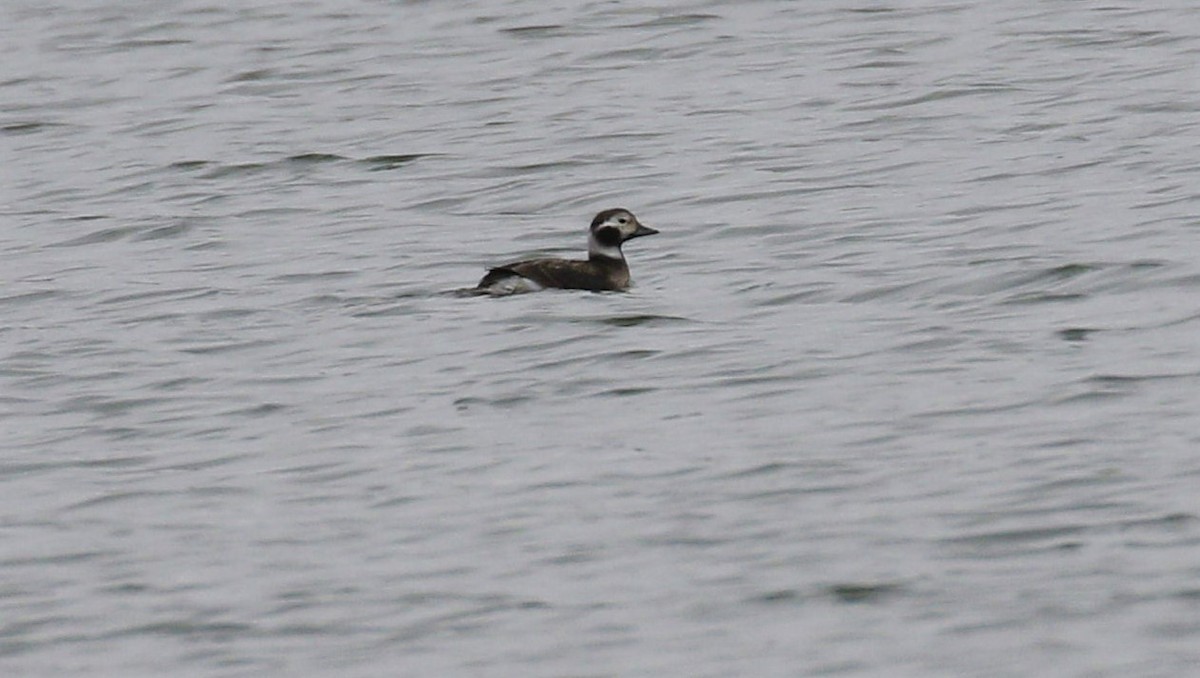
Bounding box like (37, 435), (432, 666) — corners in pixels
(473, 208), (657, 295)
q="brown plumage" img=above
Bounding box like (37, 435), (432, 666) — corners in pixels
(474, 208), (657, 295)
(478, 256), (630, 291)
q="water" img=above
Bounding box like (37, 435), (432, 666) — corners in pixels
(4, 1), (1200, 676)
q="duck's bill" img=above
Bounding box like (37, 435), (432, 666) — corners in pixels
(630, 224), (659, 238)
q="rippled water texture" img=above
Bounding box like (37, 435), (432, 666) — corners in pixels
(4, 1), (1200, 676)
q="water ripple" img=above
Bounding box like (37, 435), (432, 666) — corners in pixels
(5, 1), (1200, 676)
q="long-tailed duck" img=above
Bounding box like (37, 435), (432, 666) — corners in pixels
(473, 208), (657, 295)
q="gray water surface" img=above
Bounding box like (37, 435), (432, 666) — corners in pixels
(4, 1), (1200, 676)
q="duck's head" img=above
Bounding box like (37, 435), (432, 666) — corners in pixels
(588, 208), (657, 259)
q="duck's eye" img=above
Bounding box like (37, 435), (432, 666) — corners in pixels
(618, 217), (628, 224)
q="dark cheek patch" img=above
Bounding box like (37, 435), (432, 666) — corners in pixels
(595, 226), (623, 246)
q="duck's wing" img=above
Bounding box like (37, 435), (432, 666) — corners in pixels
(516, 258), (628, 290)
(478, 259), (587, 289)
(475, 258), (562, 294)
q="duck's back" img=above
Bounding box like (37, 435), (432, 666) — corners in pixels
(477, 257), (629, 294)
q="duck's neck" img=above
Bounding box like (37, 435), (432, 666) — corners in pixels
(588, 236), (625, 263)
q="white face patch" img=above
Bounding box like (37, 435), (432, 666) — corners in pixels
(597, 212), (638, 239)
